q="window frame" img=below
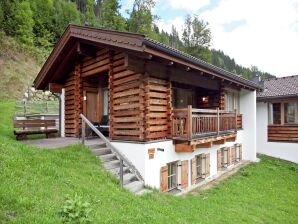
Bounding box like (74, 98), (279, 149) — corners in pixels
(224, 90), (240, 112)
(268, 100), (298, 125)
(167, 161), (178, 191)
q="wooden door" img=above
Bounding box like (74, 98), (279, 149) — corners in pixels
(86, 92), (99, 122)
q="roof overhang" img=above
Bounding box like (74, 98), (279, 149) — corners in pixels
(257, 94), (298, 102)
(34, 24), (262, 91)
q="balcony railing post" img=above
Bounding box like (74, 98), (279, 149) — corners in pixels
(82, 119), (85, 145)
(217, 107), (220, 136)
(187, 105), (192, 141)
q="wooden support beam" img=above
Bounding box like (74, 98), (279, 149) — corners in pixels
(226, 136), (236, 142)
(197, 142), (213, 148)
(213, 139), (226, 145)
(48, 83), (63, 93)
(175, 143), (194, 152)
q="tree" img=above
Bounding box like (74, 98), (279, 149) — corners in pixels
(127, 0), (158, 38)
(83, 0), (96, 26)
(169, 25), (180, 49)
(0, 0), (34, 45)
(99, 0), (126, 30)
(181, 14), (212, 62)
(52, 0), (81, 42)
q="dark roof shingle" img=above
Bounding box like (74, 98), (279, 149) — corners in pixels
(257, 75), (298, 99)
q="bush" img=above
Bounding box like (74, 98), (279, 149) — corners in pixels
(60, 194), (92, 223)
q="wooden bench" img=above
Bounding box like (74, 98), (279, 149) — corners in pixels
(14, 119), (58, 140)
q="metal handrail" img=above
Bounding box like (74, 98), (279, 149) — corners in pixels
(80, 114), (143, 183)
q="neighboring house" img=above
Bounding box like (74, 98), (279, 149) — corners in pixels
(256, 75), (298, 163)
(34, 25), (260, 192)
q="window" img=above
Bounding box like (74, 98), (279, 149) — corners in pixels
(221, 147), (229, 168)
(196, 155), (201, 179)
(172, 87), (193, 109)
(167, 162), (177, 190)
(103, 88), (109, 116)
(284, 102), (297, 124)
(225, 91), (240, 112)
(272, 103), (281, 124)
(268, 101), (298, 125)
(234, 144), (242, 162)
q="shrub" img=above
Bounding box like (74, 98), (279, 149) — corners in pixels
(59, 194), (92, 223)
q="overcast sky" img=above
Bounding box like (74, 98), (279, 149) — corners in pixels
(121, 0), (298, 77)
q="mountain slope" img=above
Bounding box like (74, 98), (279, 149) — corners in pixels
(0, 31), (41, 100)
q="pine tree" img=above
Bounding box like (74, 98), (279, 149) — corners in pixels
(100, 0), (125, 30)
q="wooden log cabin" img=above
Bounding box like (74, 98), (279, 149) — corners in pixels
(34, 25), (261, 192)
(256, 75), (298, 163)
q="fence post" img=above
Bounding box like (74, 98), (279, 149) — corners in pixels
(82, 119), (85, 145)
(119, 159), (123, 186)
(45, 101), (48, 113)
(217, 108), (220, 136)
(24, 100), (26, 115)
(187, 105), (192, 141)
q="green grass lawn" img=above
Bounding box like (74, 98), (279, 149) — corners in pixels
(0, 101), (298, 223)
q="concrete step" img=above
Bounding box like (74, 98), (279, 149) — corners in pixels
(135, 188), (152, 195)
(109, 166), (129, 176)
(100, 153), (117, 162)
(104, 160), (120, 170)
(122, 173), (137, 185)
(86, 142), (106, 149)
(91, 147), (111, 156)
(124, 180), (144, 193)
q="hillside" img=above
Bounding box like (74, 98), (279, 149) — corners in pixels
(0, 32), (41, 100)
(0, 101), (298, 223)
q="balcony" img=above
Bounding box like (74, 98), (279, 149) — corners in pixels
(172, 106), (242, 152)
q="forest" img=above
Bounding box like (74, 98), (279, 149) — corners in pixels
(0, 0), (274, 80)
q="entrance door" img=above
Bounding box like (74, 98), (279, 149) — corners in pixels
(86, 92), (99, 123)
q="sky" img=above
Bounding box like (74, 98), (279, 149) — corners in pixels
(120, 0), (298, 77)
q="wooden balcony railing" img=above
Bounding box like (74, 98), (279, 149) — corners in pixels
(172, 106), (242, 141)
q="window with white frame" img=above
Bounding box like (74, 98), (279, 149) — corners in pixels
(225, 91), (240, 112)
(167, 162), (177, 190)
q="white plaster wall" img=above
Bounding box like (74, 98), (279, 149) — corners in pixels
(239, 89), (257, 161)
(112, 139), (242, 189)
(256, 102), (298, 163)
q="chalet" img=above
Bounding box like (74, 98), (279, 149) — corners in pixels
(256, 75), (298, 163)
(34, 25), (260, 192)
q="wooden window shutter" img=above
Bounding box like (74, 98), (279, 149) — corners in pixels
(191, 158), (197, 185)
(160, 166), (168, 192)
(217, 150), (221, 171)
(206, 153), (210, 177)
(231, 146), (235, 164)
(239, 144), (243, 161)
(227, 147), (231, 166)
(181, 160), (188, 189)
(200, 155), (204, 177)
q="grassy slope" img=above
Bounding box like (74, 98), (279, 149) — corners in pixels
(0, 32), (41, 100)
(0, 101), (297, 223)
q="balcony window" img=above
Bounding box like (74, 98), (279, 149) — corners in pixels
(225, 91), (240, 112)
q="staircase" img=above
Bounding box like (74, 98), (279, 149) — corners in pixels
(80, 114), (150, 195)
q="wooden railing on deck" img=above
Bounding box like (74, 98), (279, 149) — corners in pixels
(172, 106), (241, 141)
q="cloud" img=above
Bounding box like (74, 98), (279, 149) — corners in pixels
(222, 20), (247, 32)
(200, 0), (298, 76)
(168, 0), (211, 11)
(156, 16), (185, 35)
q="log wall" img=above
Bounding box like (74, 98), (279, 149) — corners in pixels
(268, 125), (298, 142)
(64, 63), (82, 137)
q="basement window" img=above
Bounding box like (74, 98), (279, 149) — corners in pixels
(167, 162), (178, 190)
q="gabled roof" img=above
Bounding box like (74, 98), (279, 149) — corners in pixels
(34, 24), (261, 90)
(257, 75), (298, 100)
